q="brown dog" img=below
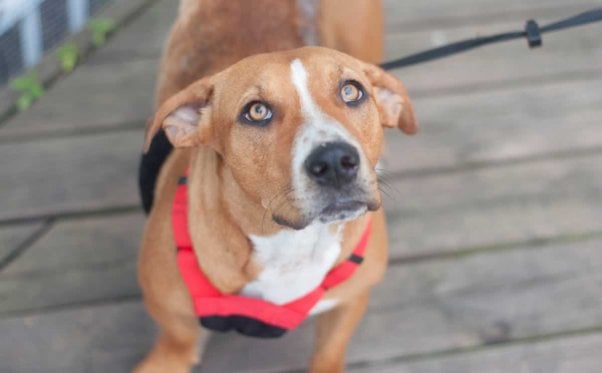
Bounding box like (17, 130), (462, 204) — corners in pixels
(136, 1), (416, 372)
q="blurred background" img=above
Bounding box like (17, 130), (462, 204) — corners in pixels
(0, 0), (113, 85)
(1, 0), (601, 371)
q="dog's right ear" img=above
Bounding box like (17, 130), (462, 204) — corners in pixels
(144, 78), (214, 152)
(362, 63), (418, 135)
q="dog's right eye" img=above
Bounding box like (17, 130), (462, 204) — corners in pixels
(340, 80), (366, 106)
(240, 101), (273, 126)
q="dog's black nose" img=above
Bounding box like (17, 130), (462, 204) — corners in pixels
(305, 142), (360, 188)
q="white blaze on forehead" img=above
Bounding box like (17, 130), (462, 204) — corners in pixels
(290, 59), (317, 117)
(290, 59), (349, 133)
(290, 59), (354, 138)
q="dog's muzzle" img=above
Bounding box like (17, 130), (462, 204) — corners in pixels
(302, 141), (376, 224)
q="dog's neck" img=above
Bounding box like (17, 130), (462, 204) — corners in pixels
(157, 0), (307, 105)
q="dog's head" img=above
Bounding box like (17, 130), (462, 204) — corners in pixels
(146, 46), (417, 230)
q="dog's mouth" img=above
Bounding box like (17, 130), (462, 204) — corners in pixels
(318, 200), (366, 222)
(272, 197), (379, 230)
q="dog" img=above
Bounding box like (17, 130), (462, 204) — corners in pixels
(136, 1), (417, 372)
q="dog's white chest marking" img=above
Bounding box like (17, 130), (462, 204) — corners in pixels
(241, 223), (342, 306)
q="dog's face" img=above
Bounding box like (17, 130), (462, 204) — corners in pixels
(147, 47), (416, 230)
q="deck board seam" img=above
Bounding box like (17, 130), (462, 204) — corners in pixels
(384, 144), (602, 182)
(85, 51), (161, 67)
(385, 3), (601, 34)
(0, 121), (146, 145)
(2, 258), (138, 279)
(0, 219), (55, 271)
(275, 325), (602, 373)
(411, 68), (602, 99)
(0, 293), (141, 320)
(0, 205), (142, 227)
(388, 229), (602, 267)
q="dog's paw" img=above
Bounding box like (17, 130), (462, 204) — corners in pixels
(134, 347), (199, 373)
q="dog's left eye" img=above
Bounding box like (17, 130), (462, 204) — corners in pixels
(340, 81), (365, 106)
(241, 101), (273, 126)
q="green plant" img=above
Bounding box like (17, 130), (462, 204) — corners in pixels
(87, 18), (116, 47)
(57, 42), (79, 72)
(10, 72), (44, 111)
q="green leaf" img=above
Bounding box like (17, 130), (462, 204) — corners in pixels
(92, 33), (105, 47)
(89, 18), (115, 33)
(57, 42), (79, 72)
(29, 84), (44, 99)
(17, 94), (34, 112)
(10, 73), (37, 92)
(87, 18), (116, 47)
(10, 71), (45, 111)
(10, 77), (29, 91)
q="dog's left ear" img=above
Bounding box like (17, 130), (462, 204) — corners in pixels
(144, 78), (215, 152)
(363, 64), (418, 135)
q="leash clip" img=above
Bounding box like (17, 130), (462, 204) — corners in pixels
(525, 19), (542, 48)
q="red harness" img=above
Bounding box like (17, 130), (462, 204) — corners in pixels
(173, 176), (372, 338)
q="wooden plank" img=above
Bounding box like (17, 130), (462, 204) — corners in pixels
(0, 301), (154, 373)
(348, 333), (602, 373)
(0, 222), (44, 266)
(0, 260), (138, 316)
(91, 0), (177, 63)
(3, 213), (143, 275)
(383, 0), (599, 31)
(0, 59), (156, 140)
(384, 79), (602, 173)
(0, 130), (142, 221)
(384, 153), (602, 258)
(3, 236), (598, 372)
(0, 213), (143, 315)
(201, 237), (602, 372)
(385, 22), (602, 95)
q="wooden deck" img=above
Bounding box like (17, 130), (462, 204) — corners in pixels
(1, 0), (602, 371)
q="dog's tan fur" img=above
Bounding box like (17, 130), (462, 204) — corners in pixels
(136, 1), (416, 372)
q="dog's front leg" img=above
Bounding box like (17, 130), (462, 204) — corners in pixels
(310, 290), (370, 373)
(135, 215), (210, 373)
(134, 303), (208, 373)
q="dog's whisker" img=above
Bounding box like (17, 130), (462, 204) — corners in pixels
(261, 185), (296, 233)
(377, 175), (401, 200)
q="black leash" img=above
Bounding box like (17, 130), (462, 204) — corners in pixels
(380, 8), (602, 70)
